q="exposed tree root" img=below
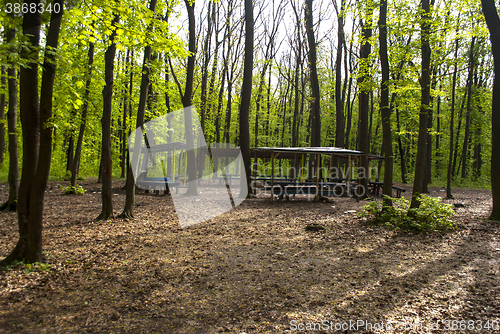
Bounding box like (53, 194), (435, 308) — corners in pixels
(118, 211), (134, 220)
(0, 201), (17, 212)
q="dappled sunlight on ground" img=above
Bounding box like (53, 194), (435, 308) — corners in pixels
(0, 179), (499, 333)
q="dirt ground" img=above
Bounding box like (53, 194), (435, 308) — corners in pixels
(0, 179), (499, 333)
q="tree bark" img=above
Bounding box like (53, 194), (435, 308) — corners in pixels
(238, 0), (254, 197)
(305, 0), (321, 150)
(181, 0), (198, 196)
(2, 0), (63, 265)
(27, 0), (63, 261)
(410, 0), (431, 209)
(120, 0), (157, 218)
(379, 0), (393, 207)
(2, 3), (43, 265)
(1, 25), (19, 212)
(461, 37), (476, 179)
(423, 67), (437, 192)
(120, 49), (131, 179)
(97, 12), (120, 220)
(199, 1), (215, 132)
(480, 0), (500, 219)
(357, 7), (373, 199)
(70, 42), (94, 188)
(334, 0), (345, 153)
(446, 37), (459, 199)
(0, 65), (5, 164)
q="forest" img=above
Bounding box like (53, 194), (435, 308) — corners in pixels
(1, 0), (500, 332)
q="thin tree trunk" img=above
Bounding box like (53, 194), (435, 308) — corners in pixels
(334, 0), (345, 155)
(121, 0), (157, 218)
(394, 103), (407, 183)
(291, 21), (302, 148)
(473, 71), (484, 180)
(461, 37), (476, 179)
(1, 25), (19, 212)
(181, 0), (198, 196)
(423, 67), (437, 192)
(0, 65), (5, 164)
(66, 133), (74, 174)
(120, 49), (130, 179)
(199, 1), (214, 132)
(96, 12), (119, 220)
(344, 40), (354, 149)
(452, 90), (467, 176)
(335, 0), (347, 157)
(70, 42), (94, 187)
(435, 77), (442, 173)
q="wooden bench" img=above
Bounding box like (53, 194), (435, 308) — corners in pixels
(392, 186), (406, 198)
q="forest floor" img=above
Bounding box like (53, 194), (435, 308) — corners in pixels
(0, 179), (499, 333)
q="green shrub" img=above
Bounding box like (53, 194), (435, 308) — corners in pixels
(23, 262), (52, 273)
(359, 194), (456, 232)
(1, 260), (51, 273)
(63, 184), (86, 195)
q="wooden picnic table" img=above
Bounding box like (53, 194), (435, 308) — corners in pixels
(213, 173), (240, 185)
(265, 181), (352, 199)
(136, 178), (181, 195)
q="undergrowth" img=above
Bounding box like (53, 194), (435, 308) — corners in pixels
(63, 184), (86, 195)
(359, 194), (456, 232)
(1, 260), (52, 273)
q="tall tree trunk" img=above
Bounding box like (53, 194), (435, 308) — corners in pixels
(254, 61), (271, 148)
(239, 0), (253, 197)
(410, 0), (431, 209)
(224, 70), (234, 144)
(66, 132), (74, 173)
(121, 0), (157, 218)
(0, 65), (5, 164)
(27, 0), (63, 262)
(481, 0), (500, 219)
(435, 77), (442, 173)
(379, 0), (393, 207)
(222, 8), (242, 145)
(199, 1), (214, 132)
(1, 25), (19, 212)
(291, 7), (302, 148)
(394, 103), (407, 183)
(181, 0), (198, 196)
(344, 40), (354, 149)
(2, 0), (63, 265)
(216, 55), (227, 144)
(305, 0), (321, 150)
(473, 71), (484, 180)
(357, 7), (373, 199)
(96, 12), (120, 220)
(119, 50), (130, 179)
(461, 37), (476, 179)
(70, 42), (94, 188)
(305, 0), (322, 190)
(452, 90), (467, 176)
(3, 3), (43, 265)
(423, 67), (437, 192)
(334, 0), (345, 153)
